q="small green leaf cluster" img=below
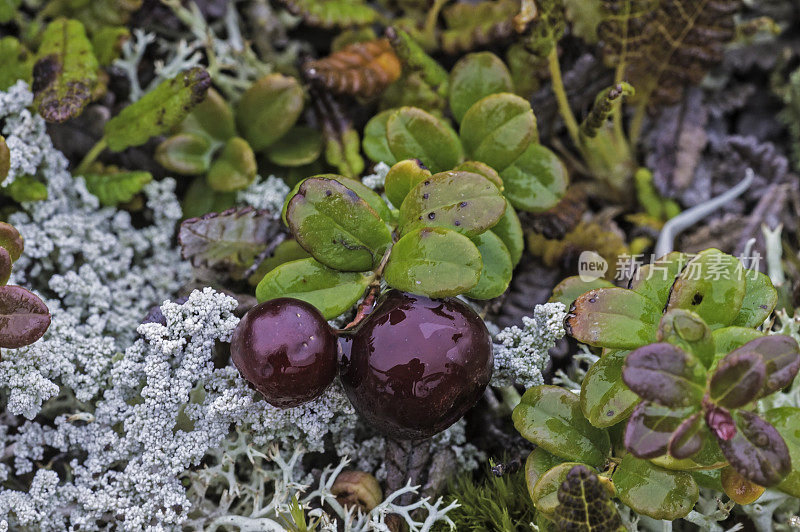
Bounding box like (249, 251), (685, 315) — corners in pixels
(256, 162), (525, 319)
(363, 51), (568, 214)
(515, 249), (800, 523)
(157, 74), (322, 193)
(0, 222), (51, 349)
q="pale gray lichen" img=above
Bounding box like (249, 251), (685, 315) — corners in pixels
(0, 81), (54, 186)
(362, 162), (391, 191)
(491, 302), (567, 388)
(183, 432), (458, 531)
(236, 174), (290, 213)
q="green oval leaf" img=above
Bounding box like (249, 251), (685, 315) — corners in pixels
(580, 350), (639, 428)
(256, 257), (370, 319)
(265, 126), (323, 167)
(286, 177), (392, 272)
(464, 231), (512, 300)
(623, 342), (706, 408)
(525, 448), (564, 501)
(105, 67), (211, 152)
(247, 239), (310, 286)
(453, 161), (504, 191)
(383, 227), (482, 298)
(657, 309), (715, 369)
(612, 454), (698, 520)
(184, 87), (236, 141)
(333, 176), (394, 224)
(532, 462), (594, 515)
(712, 327), (764, 361)
(717, 410), (791, 487)
(386, 107), (464, 173)
(731, 270), (778, 328)
(512, 385), (611, 468)
(490, 200), (524, 267)
(629, 252), (688, 308)
(236, 73), (304, 151)
(384, 159), (433, 209)
(460, 93), (536, 171)
(565, 287), (660, 349)
(449, 52), (514, 123)
(207, 137), (257, 192)
(398, 170), (506, 237)
(33, 18), (99, 123)
(362, 109), (397, 165)
(156, 133), (214, 175)
(666, 249), (745, 329)
(549, 276), (615, 307)
(499, 143), (567, 213)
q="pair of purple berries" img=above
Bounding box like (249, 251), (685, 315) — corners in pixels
(230, 290), (494, 440)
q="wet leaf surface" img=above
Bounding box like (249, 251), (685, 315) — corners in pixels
(513, 385), (611, 468)
(398, 170), (506, 237)
(717, 410), (790, 487)
(623, 342), (706, 407)
(255, 257), (370, 319)
(0, 285), (51, 349)
(285, 178), (392, 272)
(383, 227), (482, 298)
(612, 454), (699, 520)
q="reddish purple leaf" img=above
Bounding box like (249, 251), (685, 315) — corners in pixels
(745, 335), (800, 396)
(668, 412), (706, 459)
(624, 402), (694, 459)
(0, 285), (51, 348)
(622, 342), (705, 407)
(717, 410), (791, 487)
(709, 351), (766, 409)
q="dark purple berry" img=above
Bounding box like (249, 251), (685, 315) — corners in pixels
(230, 298), (338, 408)
(341, 290), (493, 440)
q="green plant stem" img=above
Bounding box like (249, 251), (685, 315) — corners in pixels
(547, 47), (581, 148)
(423, 0), (449, 45)
(629, 100), (647, 148)
(75, 138), (108, 175)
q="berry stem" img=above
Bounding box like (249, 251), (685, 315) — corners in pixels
(342, 284), (380, 331)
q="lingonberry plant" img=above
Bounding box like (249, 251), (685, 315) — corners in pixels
(255, 162), (539, 318)
(362, 48), (569, 214)
(514, 249), (800, 526)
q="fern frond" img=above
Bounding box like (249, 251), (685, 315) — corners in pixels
(440, 0), (520, 54)
(599, 0), (739, 107)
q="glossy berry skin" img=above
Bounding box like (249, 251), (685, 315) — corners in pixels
(341, 290), (493, 440)
(230, 298), (338, 408)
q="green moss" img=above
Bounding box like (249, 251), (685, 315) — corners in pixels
(434, 466), (536, 532)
